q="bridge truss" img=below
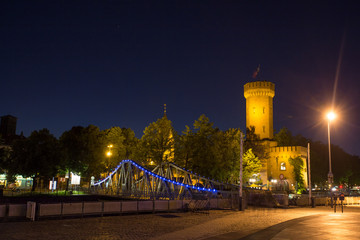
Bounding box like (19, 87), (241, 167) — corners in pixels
(93, 159), (237, 200)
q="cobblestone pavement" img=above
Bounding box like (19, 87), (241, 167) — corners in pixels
(0, 206), (359, 240)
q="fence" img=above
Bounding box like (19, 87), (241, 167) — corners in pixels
(0, 198), (234, 221)
(291, 195), (360, 206)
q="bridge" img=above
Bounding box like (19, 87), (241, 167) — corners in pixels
(93, 159), (238, 200)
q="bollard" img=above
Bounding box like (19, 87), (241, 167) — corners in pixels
(239, 197), (245, 211)
(311, 197), (316, 208)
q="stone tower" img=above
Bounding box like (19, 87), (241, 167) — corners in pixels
(244, 81), (275, 139)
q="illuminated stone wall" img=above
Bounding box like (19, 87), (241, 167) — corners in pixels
(267, 146), (308, 190)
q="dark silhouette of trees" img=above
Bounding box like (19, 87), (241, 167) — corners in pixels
(121, 128), (139, 160)
(9, 129), (61, 191)
(60, 125), (105, 189)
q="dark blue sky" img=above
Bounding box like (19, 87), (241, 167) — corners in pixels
(1, 1), (360, 156)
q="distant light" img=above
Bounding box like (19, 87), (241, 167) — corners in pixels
(106, 151), (112, 157)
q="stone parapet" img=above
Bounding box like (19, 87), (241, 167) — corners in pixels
(244, 81), (275, 98)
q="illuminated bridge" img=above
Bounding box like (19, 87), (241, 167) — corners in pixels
(93, 159), (238, 200)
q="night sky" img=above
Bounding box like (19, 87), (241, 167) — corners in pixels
(1, 1), (360, 156)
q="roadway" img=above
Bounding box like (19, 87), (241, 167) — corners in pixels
(0, 206), (359, 239)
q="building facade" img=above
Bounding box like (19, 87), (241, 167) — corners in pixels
(0, 115), (17, 142)
(244, 81), (308, 191)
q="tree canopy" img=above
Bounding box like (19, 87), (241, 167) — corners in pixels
(174, 115), (260, 184)
(8, 129), (61, 190)
(139, 115), (175, 165)
(2, 117), (360, 190)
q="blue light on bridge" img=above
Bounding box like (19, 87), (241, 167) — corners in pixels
(94, 159), (218, 193)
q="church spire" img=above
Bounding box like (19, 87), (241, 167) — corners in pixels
(163, 104), (167, 118)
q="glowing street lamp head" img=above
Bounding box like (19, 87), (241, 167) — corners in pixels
(326, 112), (336, 121)
(106, 151), (112, 157)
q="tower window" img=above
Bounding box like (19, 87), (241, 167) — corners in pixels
(253, 107), (256, 114)
(280, 162), (286, 171)
(263, 107), (265, 114)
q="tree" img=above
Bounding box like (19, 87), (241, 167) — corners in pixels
(139, 116), (175, 165)
(121, 128), (139, 160)
(274, 127), (308, 147)
(175, 116), (261, 184)
(274, 127), (294, 146)
(244, 126), (267, 162)
(60, 125), (105, 188)
(0, 145), (8, 172)
(0, 145), (15, 184)
(214, 128), (242, 183)
(60, 126), (88, 177)
(189, 115), (220, 180)
(102, 127), (126, 170)
(289, 156), (305, 193)
(176, 115), (244, 183)
(174, 125), (194, 170)
(242, 149), (261, 182)
(10, 129), (61, 191)
(81, 125), (106, 180)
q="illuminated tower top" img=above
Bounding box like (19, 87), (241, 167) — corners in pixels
(244, 81), (275, 139)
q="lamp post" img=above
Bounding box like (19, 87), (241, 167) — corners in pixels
(239, 132), (244, 211)
(326, 112), (336, 207)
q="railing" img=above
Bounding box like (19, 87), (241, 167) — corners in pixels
(0, 198), (234, 221)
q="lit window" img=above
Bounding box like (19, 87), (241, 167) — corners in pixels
(280, 162), (286, 171)
(253, 107), (256, 114)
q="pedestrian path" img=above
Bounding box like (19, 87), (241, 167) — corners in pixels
(271, 211), (360, 240)
(1, 205), (359, 240)
(208, 206), (360, 240)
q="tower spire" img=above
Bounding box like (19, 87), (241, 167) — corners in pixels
(163, 104), (167, 117)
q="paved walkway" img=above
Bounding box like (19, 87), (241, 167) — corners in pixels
(0, 206), (359, 239)
(205, 206), (360, 240)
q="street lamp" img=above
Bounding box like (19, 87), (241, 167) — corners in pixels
(326, 111), (336, 207)
(326, 112), (336, 184)
(105, 144), (113, 186)
(106, 144), (113, 157)
(106, 144), (113, 171)
(239, 132), (244, 211)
